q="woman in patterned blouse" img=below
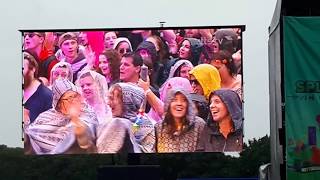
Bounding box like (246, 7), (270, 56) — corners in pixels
(155, 88), (206, 153)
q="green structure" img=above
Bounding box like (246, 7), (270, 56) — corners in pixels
(284, 16), (320, 179)
(269, 1), (320, 179)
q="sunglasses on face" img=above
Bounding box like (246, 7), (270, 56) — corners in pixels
(119, 48), (131, 54)
(24, 33), (42, 38)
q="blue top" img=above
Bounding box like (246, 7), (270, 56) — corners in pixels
(25, 83), (53, 123)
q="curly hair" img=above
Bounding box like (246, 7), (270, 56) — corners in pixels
(97, 49), (121, 82)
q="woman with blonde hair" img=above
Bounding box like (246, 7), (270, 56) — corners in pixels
(77, 70), (112, 125)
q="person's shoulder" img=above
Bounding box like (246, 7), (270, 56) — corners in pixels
(154, 121), (164, 130)
(38, 108), (55, 115)
(193, 116), (206, 127)
(39, 83), (52, 91)
(32, 109), (60, 124)
(36, 83), (53, 98)
(107, 117), (135, 131)
(164, 57), (178, 66)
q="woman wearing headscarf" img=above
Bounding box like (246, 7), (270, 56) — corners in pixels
(167, 59), (194, 80)
(197, 89), (243, 152)
(97, 83), (155, 153)
(155, 89), (206, 153)
(77, 70), (112, 125)
(49, 61), (73, 89)
(167, 61), (209, 120)
(113, 37), (133, 57)
(24, 79), (98, 154)
(138, 77), (192, 123)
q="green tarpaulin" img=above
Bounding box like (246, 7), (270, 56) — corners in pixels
(284, 16), (320, 179)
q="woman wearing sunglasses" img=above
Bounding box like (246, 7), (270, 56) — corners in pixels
(188, 64), (221, 121)
(113, 37), (133, 57)
(189, 64), (221, 100)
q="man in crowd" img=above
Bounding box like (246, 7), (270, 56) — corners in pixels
(58, 32), (88, 82)
(23, 32), (59, 82)
(119, 52), (143, 84)
(119, 52), (159, 113)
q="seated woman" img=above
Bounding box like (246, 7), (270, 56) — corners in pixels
(197, 89), (243, 152)
(77, 70), (112, 125)
(155, 89), (206, 153)
(97, 83), (155, 153)
(24, 79), (98, 155)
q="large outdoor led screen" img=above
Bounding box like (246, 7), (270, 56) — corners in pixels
(22, 26), (244, 155)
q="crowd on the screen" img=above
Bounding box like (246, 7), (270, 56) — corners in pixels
(22, 28), (243, 154)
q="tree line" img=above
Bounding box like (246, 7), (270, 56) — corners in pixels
(0, 135), (270, 180)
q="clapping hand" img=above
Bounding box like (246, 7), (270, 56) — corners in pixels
(67, 105), (86, 136)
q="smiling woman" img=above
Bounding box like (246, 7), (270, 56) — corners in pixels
(97, 49), (121, 86)
(78, 70), (112, 125)
(197, 88), (243, 152)
(155, 89), (206, 153)
(21, 26), (244, 154)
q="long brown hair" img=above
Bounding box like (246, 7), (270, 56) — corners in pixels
(162, 91), (191, 135)
(97, 49), (121, 82)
